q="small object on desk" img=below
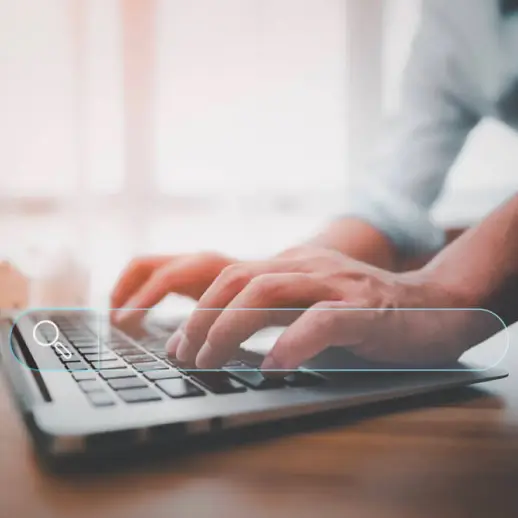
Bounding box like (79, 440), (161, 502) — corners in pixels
(0, 261), (29, 311)
(0, 253), (90, 315)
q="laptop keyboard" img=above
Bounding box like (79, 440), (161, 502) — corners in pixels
(44, 314), (325, 407)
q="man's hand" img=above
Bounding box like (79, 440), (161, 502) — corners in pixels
(166, 246), (477, 371)
(110, 252), (236, 323)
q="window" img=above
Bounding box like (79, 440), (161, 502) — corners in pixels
(156, 0), (349, 202)
(2, 0), (516, 266)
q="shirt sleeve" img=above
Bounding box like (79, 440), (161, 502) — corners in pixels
(344, 0), (482, 256)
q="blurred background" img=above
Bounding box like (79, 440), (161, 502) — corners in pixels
(0, 0), (517, 307)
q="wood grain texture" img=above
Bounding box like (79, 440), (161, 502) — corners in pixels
(0, 327), (517, 518)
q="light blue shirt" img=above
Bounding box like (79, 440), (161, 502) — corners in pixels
(346, 0), (518, 255)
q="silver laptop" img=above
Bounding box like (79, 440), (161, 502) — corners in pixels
(0, 310), (507, 464)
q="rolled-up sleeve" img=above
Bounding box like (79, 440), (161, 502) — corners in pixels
(345, 0), (481, 256)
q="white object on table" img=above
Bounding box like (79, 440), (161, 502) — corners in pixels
(0, 261), (29, 311)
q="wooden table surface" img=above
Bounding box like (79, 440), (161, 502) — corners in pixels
(1, 326), (517, 518)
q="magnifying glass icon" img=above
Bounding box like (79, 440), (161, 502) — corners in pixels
(32, 320), (72, 360)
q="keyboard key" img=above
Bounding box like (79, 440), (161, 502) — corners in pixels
(109, 346), (140, 355)
(144, 369), (182, 381)
(140, 340), (166, 353)
(143, 345), (165, 354)
(107, 377), (147, 390)
(78, 380), (105, 393)
(86, 391), (115, 407)
(91, 359), (127, 370)
(123, 354), (155, 364)
(103, 334), (131, 342)
(71, 339), (99, 347)
(100, 368), (136, 380)
(225, 369), (285, 390)
(166, 358), (191, 370)
(224, 360), (246, 368)
(108, 342), (137, 349)
(107, 340), (139, 349)
(117, 387), (162, 403)
(189, 371), (247, 394)
(55, 350), (81, 363)
(284, 371), (325, 387)
(156, 379), (205, 398)
(64, 361), (89, 371)
(65, 331), (97, 345)
(223, 361), (258, 371)
(64, 332), (94, 341)
(72, 371), (97, 382)
(84, 352), (117, 362)
(133, 361), (167, 372)
(75, 345), (101, 353)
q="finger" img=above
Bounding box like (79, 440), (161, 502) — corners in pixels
(165, 322), (185, 356)
(261, 301), (371, 371)
(193, 273), (336, 369)
(110, 257), (169, 311)
(180, 259), (308, 361)
(114, 262), (187, 323)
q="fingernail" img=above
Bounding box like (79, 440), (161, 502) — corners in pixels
(195, 342), (214, 369)
(260, 355), (282, 371)
(165, 330), (183, 356)
(175, 331), (192, 362)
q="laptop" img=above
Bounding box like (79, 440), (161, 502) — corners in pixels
(0, 309), (508, 464)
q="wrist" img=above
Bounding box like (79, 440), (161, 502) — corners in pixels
(397, 268), (492, 361)
(304, 218), (401, 269)
(408, 265), (481, 309)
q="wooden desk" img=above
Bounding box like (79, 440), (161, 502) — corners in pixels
(1, 328), (517, 518)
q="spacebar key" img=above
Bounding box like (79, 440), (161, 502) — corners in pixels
(225, 369), (285, 390)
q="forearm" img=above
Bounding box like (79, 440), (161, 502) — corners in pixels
(304, 217), (400, 270)
(423, 194), (518, 325)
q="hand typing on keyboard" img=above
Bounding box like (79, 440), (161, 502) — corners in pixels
(161, 247), (482, 372)
(110, 253), (236, 324)
(110, 243), (501, 374)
